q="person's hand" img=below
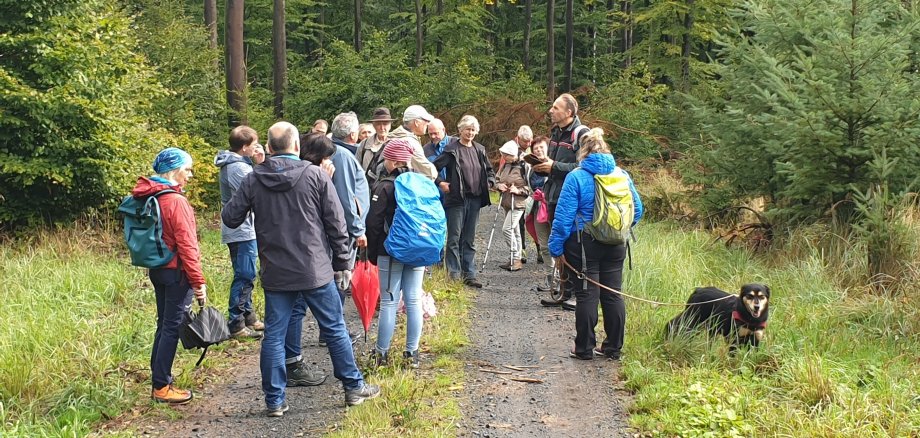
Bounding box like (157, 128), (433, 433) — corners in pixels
(495, 183), (508, 192)
(321, 159), (336, 177)
(532, 159), (554, 174)
(252, 144), (266, 165)
(355, 234), (368, 248)
(194, 284), (207, 305)
(438, 181), (450, 193)
(509, 185), (522, 195)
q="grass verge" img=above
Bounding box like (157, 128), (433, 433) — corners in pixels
(329, 268), (471, 437)
(0, 214), (257, 437)
(622, 221), (920, 437)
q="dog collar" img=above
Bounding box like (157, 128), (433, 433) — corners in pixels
(732, 310), (767, 329)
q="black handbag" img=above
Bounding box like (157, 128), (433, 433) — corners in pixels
(180, 299), (231, 367)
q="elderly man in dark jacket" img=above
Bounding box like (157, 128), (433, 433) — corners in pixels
(222, 122), (379, 416)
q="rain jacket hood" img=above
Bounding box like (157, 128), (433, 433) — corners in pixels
(580, 152), (616, 176)
(251, 155), (308, 192)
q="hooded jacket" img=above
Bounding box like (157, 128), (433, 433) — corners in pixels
(432, 138), (495, 209)
(543, 116), (590, 206)
(221, 154), (350, 291)
(495, 160), (531, 210)
(388, 125), (438, 180)
(329, 143), (370, 239)
(131, 177), (206, 288)
(548, 153), (644, 257)
(214, 150), (256, 244)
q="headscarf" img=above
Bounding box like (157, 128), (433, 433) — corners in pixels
(152, 147), (193, 175)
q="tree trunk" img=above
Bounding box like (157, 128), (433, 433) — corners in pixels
(436, 0), (443, 56)
(564, 0), (574, 91)
(273, 0), (286, 119)
(680, 0), (695, 91)
(415, 0), (423, 66)
(354, 0), (362, 52)
(607, 0), (615, 55)
(204, 0), (218, 51)
(523, 0), (532, 72)
(547, 0), (555, 101)
(620, 1), (633, 67)
(588, 2), (596, 83)
(225, 0), (246, 126)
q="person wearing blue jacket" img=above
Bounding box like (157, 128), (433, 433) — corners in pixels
(548, 128), (643, 361)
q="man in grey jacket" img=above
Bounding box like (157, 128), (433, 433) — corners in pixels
(215, 125), (265, 339)
(222, 122), (380, 416)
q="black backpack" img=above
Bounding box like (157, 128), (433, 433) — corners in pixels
(180, 302), (231, 367)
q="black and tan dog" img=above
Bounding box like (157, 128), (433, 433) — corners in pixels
(665, 284), (770, 347)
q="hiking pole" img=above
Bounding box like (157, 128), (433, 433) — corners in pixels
(480, 204), (502, 272)
(508, 192), (516, 268)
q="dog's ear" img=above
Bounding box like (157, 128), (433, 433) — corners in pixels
(763, 284), (770, 297)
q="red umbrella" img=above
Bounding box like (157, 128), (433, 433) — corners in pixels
(351, 257), (380, 339)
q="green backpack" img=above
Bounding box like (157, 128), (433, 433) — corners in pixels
(118, 189), (178, 268)
(583, 168), (634, 246)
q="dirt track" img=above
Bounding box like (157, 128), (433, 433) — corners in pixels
(458, 204), (633, 437)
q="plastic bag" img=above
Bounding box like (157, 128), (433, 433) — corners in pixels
(536, 201), (549, 223)
(398, 290), (438, 319)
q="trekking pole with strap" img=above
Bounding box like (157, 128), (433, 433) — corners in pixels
(509, 191), (516, 267)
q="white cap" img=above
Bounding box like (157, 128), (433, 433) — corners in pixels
(403, 105), (434, 122)
(499, 140), (519, 156)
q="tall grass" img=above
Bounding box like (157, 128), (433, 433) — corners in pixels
(623, 222), (920, 437)
(0, 215), (244, 437)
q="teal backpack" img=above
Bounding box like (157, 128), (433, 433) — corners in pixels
(118, 190), (178, 268)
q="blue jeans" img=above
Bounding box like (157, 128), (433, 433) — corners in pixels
(261, 282), (364, 408)
(284, 297), (308, 363)
(375, 256), (425, 354)
(148, 268), (193, 389)
(445, 195), (482, 279)
(227, 240), (257, 332)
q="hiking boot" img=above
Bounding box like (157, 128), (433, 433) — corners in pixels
(569, 348), (593, 361)
(403, 350), (420, 369)
(498, 261), (512, 270)
(463, 278), (483, 289)
(266, 402), (289, 417)
(561, 297), (577, 311)
(245, 313), (265, 331)
(508, 260), (523, 271)
(286, 360), (327, 387)
(373, 351), (388, 368)
(231, 326), (263, 340)
(537, 273), (558, 292)
(345, 383), (381, 406)
(594, 346), (621, 360)
(151, 384), (193, 405)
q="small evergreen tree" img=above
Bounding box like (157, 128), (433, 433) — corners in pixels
(687, 0), (920, 224)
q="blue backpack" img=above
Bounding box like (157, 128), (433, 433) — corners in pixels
(384, 172), (446, 267)
(118, 189), (178, 268)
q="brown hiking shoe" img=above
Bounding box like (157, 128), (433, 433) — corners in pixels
(152, 384), (193, 404)
(245, 313), (265, 331)
(500, 260), (523, 271)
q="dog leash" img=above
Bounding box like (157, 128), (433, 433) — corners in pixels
(557, 259), (736, 307)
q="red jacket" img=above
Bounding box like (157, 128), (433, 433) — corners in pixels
(131, 177), (206, 288)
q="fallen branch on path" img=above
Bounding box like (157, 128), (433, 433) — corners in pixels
(478, 368), (513, 375)
(502, 365), (527, 372)
(509, 377), (543, 384)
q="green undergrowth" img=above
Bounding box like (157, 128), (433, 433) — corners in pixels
(330, 268), (471, 437)
(0, 214), (257, 437)
(622, 222), (920, 437)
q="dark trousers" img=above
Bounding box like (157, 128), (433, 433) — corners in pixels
(445, 195), (482, 280)
(563, 233), (627, 359)
(149, 268), (194, 389)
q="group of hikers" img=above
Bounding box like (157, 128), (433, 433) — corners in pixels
(129, 93), (643, 416)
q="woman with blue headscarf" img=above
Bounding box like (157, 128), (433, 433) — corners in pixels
(131, 147), (207, 404)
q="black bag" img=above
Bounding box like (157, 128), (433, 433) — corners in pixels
(180, 301), (231, 367)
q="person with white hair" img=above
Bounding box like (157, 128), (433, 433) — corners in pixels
(432, 115), (495, 288)
(422, 118), (453, 182)
(358, 123), (374, 142)
(222, 121), (379, 416)
(330, 111), (361, 155)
